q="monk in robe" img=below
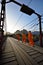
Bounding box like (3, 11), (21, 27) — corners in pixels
(22, 34), (26, 43)
(16, 34), (20, 41)
(28, 31), (35, 46)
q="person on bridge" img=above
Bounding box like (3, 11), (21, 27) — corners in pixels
(22, 33), (26, 43)
(16, 34), (20, 41)
(28, 31), (35, 46)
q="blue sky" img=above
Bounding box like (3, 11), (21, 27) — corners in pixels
(0, 0), (43, 33)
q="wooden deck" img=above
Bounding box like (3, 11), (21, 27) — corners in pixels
(0, 37), (43, 65)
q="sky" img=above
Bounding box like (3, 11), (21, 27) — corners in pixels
(0, 0), (43, 33)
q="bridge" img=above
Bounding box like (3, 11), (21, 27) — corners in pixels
(0, 37), (43, 65)
(0, 0), (43, 65)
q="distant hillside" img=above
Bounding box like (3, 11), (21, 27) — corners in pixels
(14, 30), (22, 34)
(14, 29), (28, 35)
(32, 31), (40, 35)
(14, 29), (40, 35)
(21, 29), (28, 34)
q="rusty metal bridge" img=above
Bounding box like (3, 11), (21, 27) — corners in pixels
(0, 0), (43, 65)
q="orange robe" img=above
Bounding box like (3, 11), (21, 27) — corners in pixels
(28, 32), (34, 46)
(22, 34), (26, 43)
(16, 34), (20, 41)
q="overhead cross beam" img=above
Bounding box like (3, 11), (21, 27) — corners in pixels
(6, 0), (22, 6)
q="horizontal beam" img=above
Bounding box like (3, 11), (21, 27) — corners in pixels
(6, 0), (22, 6)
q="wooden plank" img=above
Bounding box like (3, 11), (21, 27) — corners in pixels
(2, 39), (13, 52)
(2, 54), (15, 59)
(9, 38), (25, 65)
(39, 61), (43, 65)
(29, 45), (43, 54)
(29, 51), (38, 55)
(34, 55), (43, 62)
(2, 56), (16, 64)
(9, 37), (39, 65)
(2, 51), (14, 56)
(3, 61), (18, 65)
(31, 53), (41, 58)
(15, 44), (32, 65)
(26, 50), (35, 53)
(1, 38), (18, 65)
(15, 41), (38, 65)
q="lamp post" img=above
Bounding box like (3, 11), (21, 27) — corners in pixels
(20, 4), (43, 47)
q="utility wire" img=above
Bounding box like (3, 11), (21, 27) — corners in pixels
(14, 13), (23, 27)
(19, 14), (43, 30)
(32, 25), (38, 31)
(20, 17), (38, 30)
(28, 21), (43, 29)
(29, 23), (39, 29)
(28, 0), (32, 5)
(13, 0), (33, 28)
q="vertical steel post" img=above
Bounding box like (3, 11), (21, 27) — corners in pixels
(38, 16), (42, 47)
(35, 12), (42, 47)
(1, 0), (6, 35)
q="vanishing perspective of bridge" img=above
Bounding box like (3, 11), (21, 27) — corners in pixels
(0, 0), (43, 65)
